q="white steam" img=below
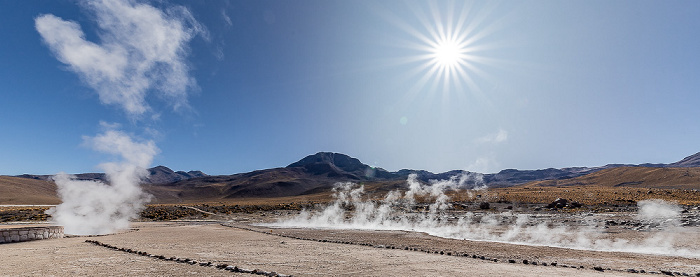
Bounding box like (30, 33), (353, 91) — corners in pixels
(36, 0), (203, 235)
(271, 174), (699, 258)
(48, 130), (158, 235)
(35, 0), (205, 115)
(637, 199), (681, 221)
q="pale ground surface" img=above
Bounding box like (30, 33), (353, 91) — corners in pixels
(0, 221), (659, 277)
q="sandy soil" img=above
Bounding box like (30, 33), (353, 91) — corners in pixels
(0, 220), (665, 277)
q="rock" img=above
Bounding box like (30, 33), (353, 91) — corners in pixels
(479, 202), (490, 209)
(547, 198), (568, 209)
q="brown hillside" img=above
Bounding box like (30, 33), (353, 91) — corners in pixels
(528, 167), (700, 189)
(0, 176), (59, 205)
(474, 167), (700, 206)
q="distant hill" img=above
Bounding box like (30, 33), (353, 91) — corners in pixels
(15, 166), (207, 185)
(527, 166), (700, 190)
(287, 152), (395, 179)
(669, 152), (700, 167)
(0, 176), (59, 205)
(5, 151), (700, 204)
(146, 166), (207, 184)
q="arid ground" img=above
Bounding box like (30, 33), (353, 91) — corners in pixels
(2, 207), (700, 277)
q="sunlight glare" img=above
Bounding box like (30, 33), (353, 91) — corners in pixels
(433, 39), (463, 68)
(382, 0), (507, 104)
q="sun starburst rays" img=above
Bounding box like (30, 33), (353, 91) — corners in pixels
(387, 0), (500, 104)
(371, 0), (511, 117)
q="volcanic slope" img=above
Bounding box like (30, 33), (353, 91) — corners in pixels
(145, 152), (405, 203)
(528, 166), (700, 189)
(0, 176), (59, 205)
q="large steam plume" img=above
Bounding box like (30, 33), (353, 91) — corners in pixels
(36, 0), (203, 235)
(50, 129), (158, 235)
(272, 174), (699, 258)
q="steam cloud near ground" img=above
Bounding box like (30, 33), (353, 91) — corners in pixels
(36, 0), (203, 235)
(271, 173), (699, 258)
(48, 130), (158, 235)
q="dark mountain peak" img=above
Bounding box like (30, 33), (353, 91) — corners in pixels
(287, 152), (393, 180)
(287, 152), (363, 170)
(669, 152), (700, 167)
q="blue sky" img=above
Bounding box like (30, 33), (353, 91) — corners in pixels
(2, 0), (700, 175)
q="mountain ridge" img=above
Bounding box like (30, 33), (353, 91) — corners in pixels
(5, 151), (700, 204)
(14, 165), (207, 185)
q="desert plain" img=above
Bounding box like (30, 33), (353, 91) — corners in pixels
(4, 152), (700, 276)
(2, 200), (700, 277)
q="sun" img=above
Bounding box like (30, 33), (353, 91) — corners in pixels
(432, 39), (463, 69)
(381, 1), (506, 100)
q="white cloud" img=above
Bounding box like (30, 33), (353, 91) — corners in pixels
(465, 156), (500, 173)
(475, 129), (508, 144)
(35, 0), (205, 116)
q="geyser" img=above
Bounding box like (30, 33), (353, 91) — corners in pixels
(48, 129), (157, 235)
(271, 174), (699, 258)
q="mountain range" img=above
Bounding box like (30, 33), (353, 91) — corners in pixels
(4, 151), (700, 204)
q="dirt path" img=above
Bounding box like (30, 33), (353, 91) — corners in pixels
(182, 205), (216, 215)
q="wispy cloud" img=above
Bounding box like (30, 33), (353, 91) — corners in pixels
(35, 0), (206, 116)
(465, 156), (500, 173)
(475, 129), (508, 144)
(222, 9), (233, 27)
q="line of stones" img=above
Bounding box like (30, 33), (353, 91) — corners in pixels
(84, 239), (292, 277)
(0, 226), (64, 244)
(223, 224), (698, 277)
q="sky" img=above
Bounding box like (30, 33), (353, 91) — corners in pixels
(2, 0), (700, 176)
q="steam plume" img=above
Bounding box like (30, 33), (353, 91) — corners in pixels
(49, 130), (158, 235)
(272, 174), (699, 258)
